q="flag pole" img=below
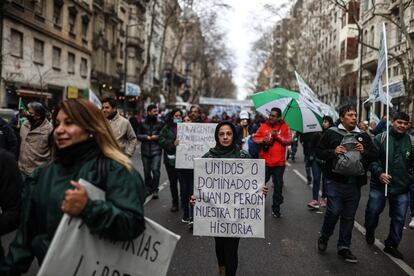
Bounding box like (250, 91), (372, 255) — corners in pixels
(383, 22), (389, 197)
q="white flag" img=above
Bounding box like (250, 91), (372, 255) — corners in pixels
(365, 23), (392, 107)
(88, 89), (102, 109)
(295, 71), (339, 120)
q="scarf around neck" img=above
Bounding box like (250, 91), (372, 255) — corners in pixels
(55, 139), (99, 167)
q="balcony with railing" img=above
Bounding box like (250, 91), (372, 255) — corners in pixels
(103, 1), (116, 16)
(388, 41), (407, 57)
(362, 49), (378, 72)
(361, 3), (390, 24)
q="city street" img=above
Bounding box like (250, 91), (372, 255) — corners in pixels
(3, 147), (414, 276)
(145, 150), (414, 276)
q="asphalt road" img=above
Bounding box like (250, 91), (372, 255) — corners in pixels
(3, 147), (414, 275)
(147, 154), (414, 276)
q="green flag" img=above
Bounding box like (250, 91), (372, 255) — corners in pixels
(18, 97), (28, 126)
(18, 97), (28, 113)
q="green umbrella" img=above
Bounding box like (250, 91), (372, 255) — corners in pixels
(252, 87), (323, 133)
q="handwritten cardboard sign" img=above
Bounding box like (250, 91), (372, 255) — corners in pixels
(38, 179), (180, 276)
(175, 123), (217, 169)
(193, 158), (266, 238)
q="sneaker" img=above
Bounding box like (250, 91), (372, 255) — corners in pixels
(307, 200), (320, 209)
(170, 205), (179, 212)
(338, 249), (358, 263)
(181, 217), (190, 223)
(317, 236), (328, 253)
(409, 217), (414, 229)
(152, 191), (159, 199)
(365, 231), (375, 245)
(384, 246), (404, 260)
(271, 211), (281, 218)
(319, 198), (327, 207)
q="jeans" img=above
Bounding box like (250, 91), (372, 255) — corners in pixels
(321, 174), (327, 199)
(309, 160), (322, 200)
(265, 166), (285, 213)
(410, 184), (414, 217)
(291, 141), (297, 160)
(141, 154), (162, 195)
(177, 169), (194, 219)
(165, 163), (179, 207)
(365, 189), (409, 247)
(304, 155), (312, 181)
(321, 179), (361, 250)
(214, 237), (240, 276)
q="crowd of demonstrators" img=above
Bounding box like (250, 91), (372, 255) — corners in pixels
(0, 99), (146, 275)
(364, 111), (413, 260)
(253, 107), (291, 218)
(136, 104), (164, 198)
(102, 98), (137, 158)
(18, 102), (53, 177)
(4, 96), (414, 274)
(191, 121), (268, 276)
(316, 104), (378, 263)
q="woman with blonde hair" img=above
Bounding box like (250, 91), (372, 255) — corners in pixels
(0, 99), (145, 275)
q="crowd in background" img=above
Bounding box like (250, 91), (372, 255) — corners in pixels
(1, 99), (414, 275)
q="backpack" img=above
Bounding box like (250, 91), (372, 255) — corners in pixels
(247, 136), (260, 158)
(330, 127), (365, 176)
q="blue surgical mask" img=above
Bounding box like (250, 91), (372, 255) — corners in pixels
(173, 119), (182, 123)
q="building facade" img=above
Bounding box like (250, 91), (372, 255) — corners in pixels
(1, 0), (93, 108)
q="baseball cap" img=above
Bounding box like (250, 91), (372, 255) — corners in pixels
(240, 110), (249, 119)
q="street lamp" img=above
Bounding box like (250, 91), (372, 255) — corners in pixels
(123, 23), (140, 113)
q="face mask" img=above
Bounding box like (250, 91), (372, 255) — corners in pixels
(26, 114), (36, 124)
(173, 119), (182, 123)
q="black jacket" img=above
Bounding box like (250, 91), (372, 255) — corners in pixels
(0, 149), (23, 237)
(235, 124), (258, 146)
(136, 116), (164, 157)
(0, 118), (18, 159)
(316, 126), (378, 186)
(300, 132), (322, 157)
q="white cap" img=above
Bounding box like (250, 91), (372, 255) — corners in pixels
(240, 110), (249, 119)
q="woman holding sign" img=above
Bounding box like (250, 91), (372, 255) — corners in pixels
(0, 99), (146, 275)
(191, 121), (267, 276)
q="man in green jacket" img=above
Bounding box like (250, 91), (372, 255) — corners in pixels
(364, 111), (414, 260)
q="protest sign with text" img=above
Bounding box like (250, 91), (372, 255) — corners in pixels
(38, 179), (180, 276)
(193, 158), (266, 238)
(175, 123), (217, 169)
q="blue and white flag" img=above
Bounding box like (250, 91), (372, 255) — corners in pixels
(88, 89), (102, 109)
(364, 23), (392, 107)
